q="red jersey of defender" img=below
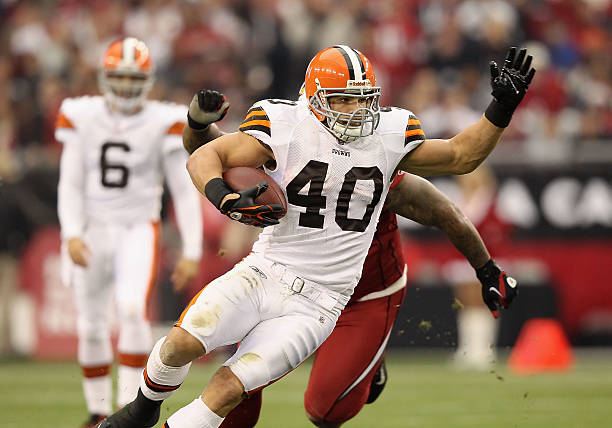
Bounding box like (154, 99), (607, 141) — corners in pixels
(349, 174), (405, 303)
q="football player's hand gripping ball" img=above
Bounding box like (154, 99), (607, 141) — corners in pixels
(205, 178), (284, 228)
(485, 47), (536, 128)
(475, 259), (518, 319)
(187, 89), (230, 130)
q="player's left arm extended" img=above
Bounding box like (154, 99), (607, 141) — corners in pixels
(397, 47), (535, 177)
(385, 173), (518, 318)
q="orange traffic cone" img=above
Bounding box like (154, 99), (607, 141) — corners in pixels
(509, 318), (574, 374)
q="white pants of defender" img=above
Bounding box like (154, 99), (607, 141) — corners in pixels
(64, 221), (159, 366)
(178, 253), (350, 392)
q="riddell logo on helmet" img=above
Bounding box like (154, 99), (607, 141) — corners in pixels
(347, 80), (372, 88)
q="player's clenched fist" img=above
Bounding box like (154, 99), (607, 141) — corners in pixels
(475, 259), (518, 319)
(485, 46), (536, 128)
(187, 89), (230, 130)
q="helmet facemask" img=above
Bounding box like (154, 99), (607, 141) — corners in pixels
(309, 79), (381, 143)
(98, 69), (153, 114)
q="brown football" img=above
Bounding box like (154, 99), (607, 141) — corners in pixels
(222, 167), (287, 219)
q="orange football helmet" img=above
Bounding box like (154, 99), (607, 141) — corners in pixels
(98, 37), (154, 113)
(305, 45), (380, 142)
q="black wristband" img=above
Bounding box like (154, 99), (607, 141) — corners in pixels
(204, 178), (234, 210)
(187, 113), (210, 131)
(484, 100), (513, 128)
(475, 259), (499, 282)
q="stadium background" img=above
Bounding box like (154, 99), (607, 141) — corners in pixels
(0, 0), (610, 426)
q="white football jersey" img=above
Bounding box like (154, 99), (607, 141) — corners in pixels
(55, 96), (187, 225)
(240, 99), (425, 294)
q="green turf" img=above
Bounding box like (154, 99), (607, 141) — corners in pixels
(1, 350), (611, 427)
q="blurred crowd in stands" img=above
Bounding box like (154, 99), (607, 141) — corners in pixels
(0, 0), (610, 280)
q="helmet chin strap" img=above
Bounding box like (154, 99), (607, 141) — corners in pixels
(326, 107), (378, 142)
(328, 119), (373, 143)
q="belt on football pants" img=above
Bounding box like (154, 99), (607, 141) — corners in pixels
(270, 262), (351, 314)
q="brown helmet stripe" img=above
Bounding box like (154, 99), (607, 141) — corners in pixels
(333, 45), (356, 80)
(351, 48), (367, 80)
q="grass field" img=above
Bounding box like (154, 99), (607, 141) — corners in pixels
(2, 349), (611, 428)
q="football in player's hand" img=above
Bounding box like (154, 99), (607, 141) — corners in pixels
(222, 167), (287, 219)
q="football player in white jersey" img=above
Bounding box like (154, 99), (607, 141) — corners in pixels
(98, 45), (534, 428)
(56, 37), (203, 428)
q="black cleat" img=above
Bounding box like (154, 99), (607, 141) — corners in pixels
(366, 358), (387, 404)
(95, 390), (161, 428)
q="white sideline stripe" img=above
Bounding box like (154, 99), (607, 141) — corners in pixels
(337, 329), (391, 401)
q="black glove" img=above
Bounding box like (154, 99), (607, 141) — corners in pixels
(205, 178), (283, 228)
(485, 47), (536, 128)
(475, 259), (518, 319)
(187, 89), (230, 130)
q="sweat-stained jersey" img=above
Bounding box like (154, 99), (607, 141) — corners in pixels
(56, 96), (187, 228)
(239, 100), (424, 295)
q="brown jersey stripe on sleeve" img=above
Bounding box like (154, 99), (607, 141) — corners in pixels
(239, 124), (272, 136)
(405, 115), (425, 145)
(239, 121), (271, 137)
(240, 107), (271, 136)
(243, 114), (270, 123)
(244, 107), (267, 119)
(167, 121), (185, 135)
(55, 112), (74, 129)
(405, 132), (425, 145)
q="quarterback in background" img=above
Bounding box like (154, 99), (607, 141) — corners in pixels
(56, 38), (203, 427)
